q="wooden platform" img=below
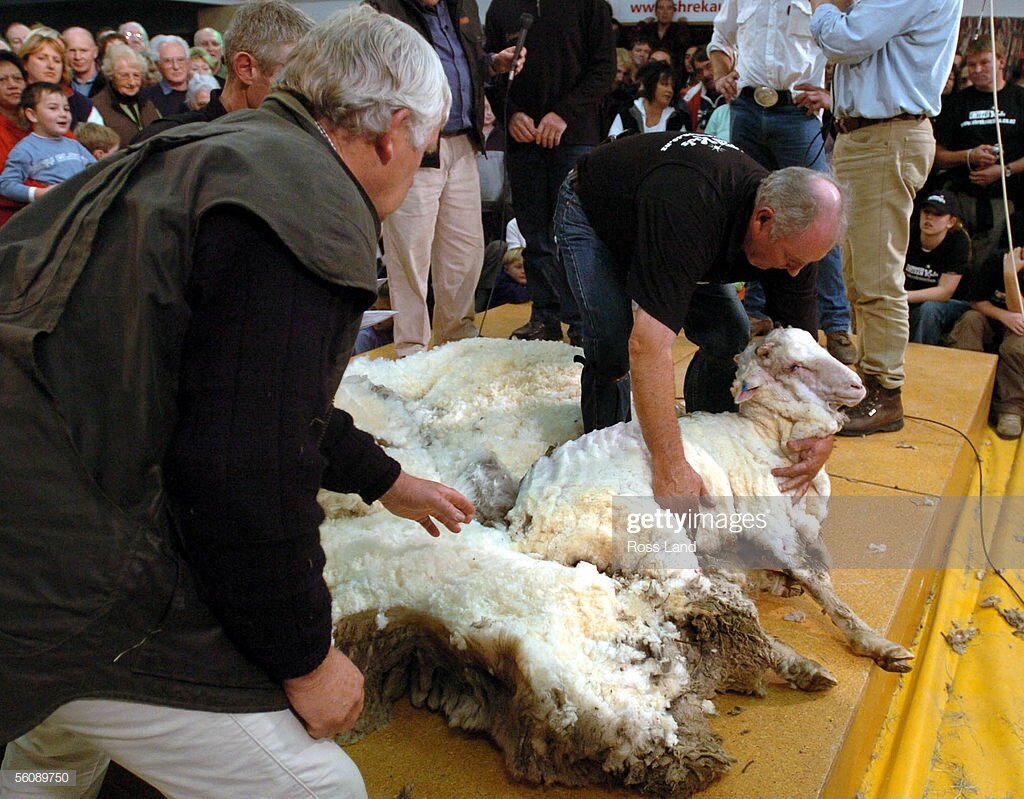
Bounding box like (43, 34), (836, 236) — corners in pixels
(345, 303), (998, 799)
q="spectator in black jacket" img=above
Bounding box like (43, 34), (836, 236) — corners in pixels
(486, 0), (616, 343)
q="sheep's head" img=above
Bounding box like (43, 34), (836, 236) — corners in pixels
(731, 328), (865, 437)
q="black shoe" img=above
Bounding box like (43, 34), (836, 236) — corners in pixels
(510, 319), (562, 341)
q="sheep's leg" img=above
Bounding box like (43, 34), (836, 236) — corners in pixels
(787, 568), (914, 673)
(767, 634), (837, 691)
(745, 569), (805, 598)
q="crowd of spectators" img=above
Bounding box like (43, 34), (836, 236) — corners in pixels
(1, 5), (1023, 443)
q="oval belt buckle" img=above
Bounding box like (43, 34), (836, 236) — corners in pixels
(753, 86), (779, 108)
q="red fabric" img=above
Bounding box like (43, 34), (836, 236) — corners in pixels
(0, 114), (29, 227)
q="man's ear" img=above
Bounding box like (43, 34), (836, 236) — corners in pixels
(231, 51), (257, 86)
(374, 108), (412, 166)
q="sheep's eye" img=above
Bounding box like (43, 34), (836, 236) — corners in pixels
(789, 363), (804, 372)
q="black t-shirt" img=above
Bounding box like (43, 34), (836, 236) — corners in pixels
(933, 84), (1024, 196)
(966, 249), (1024, 308)
(903, 225), (971, 298)
(575, 132), (816, 334)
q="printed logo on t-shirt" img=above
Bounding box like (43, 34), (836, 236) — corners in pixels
(905, 263), (940, 283)
(961, 108), (1018, 128)
(660, 133), (740, 153)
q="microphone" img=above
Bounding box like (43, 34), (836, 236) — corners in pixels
(507, 12), (533, 84)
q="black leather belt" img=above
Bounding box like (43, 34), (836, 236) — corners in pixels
(834, 113), (928, 135)
(440, 128), (472, 138)
(740, 86), (794, 108)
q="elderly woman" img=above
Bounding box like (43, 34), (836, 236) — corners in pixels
(90, 43), (160, 146)
(608, 61), (686, 137)
(0, 7), (466, 796)
(18, 26), (101, 130)
(0, 50), (28, 226)
(188, 46), (216, 77)
(185, 72), (219, 110)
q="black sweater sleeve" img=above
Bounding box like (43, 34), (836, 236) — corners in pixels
(167, 204), (392, 681)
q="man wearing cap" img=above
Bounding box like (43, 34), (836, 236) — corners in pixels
(810, 0), (962, 436)
(904, 190), (971, 345)
(709, 0), (854, 365)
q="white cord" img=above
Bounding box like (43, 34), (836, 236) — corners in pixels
(985, 0), (1022, 309)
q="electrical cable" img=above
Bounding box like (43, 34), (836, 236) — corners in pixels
(905, 414), (1024, 607)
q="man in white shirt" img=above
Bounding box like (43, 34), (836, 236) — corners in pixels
(709, 0), (854, 365)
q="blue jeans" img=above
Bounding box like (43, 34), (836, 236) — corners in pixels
(507, 143), (591, 331)
(555, 179), (750, 432)
(909, 299), (969, 345)
(730, 95), (851, 334)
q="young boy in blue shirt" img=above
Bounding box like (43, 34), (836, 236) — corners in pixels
(0, 82), (95, 204)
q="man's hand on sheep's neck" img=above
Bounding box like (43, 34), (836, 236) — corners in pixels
(771, 435), (834, 501)
(380, 470), (476, 536)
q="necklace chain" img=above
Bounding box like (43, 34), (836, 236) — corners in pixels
(315, 120), (340, 158)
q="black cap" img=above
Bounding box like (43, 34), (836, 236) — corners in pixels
(920, 190), (960, 218)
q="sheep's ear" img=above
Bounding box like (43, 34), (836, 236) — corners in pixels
(755, 340), (776, 359)
(734, 380), (760, 404)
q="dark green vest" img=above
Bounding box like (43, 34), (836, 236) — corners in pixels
(0, 92), (378, 741)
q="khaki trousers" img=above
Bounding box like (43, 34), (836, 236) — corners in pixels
(833, 119), (935, 389)
(950, 309), (1024, 416)
(383, 133), (484, 357)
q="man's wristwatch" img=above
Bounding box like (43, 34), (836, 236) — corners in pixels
(1007, 165), (1014, 178)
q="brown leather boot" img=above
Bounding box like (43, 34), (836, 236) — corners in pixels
(838, 374), (904, 435)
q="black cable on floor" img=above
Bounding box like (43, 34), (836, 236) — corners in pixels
(905, 413), (1024, 607)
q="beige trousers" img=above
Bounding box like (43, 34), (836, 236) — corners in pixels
(383, 133), (484, 357)
(833, 119), (935, 388)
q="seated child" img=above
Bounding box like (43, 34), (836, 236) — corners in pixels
(74, 122), (120, 160)
(904, 190), (971, 345)
(950, 245), (1024, 439)
(0, 82), (95, 204)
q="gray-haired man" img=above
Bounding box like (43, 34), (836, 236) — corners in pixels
(134, 0), (315, 142)
(0, 7), (473, 796)
(553, 132), (845, 508)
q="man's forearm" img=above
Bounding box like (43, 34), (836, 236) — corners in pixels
(629, 312), (686, 476)
(709, 49), (734, 82)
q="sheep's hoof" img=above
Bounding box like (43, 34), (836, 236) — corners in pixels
(774, 656), (838, 691)
(789, 663), (838, 692)
(873, 644), (915, 673)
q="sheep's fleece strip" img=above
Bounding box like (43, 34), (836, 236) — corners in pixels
(321, 339), (773, 796)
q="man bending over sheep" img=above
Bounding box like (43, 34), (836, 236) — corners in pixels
(554, 132), (845, 503)
(0, 8), (473, 798)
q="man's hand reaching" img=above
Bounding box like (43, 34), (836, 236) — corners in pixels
(380, 470), (475, 536)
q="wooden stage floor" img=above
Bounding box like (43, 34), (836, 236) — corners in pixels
(346, 302), (998, 799)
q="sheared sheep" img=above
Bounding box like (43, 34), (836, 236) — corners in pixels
(508, 327), (915, 682)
